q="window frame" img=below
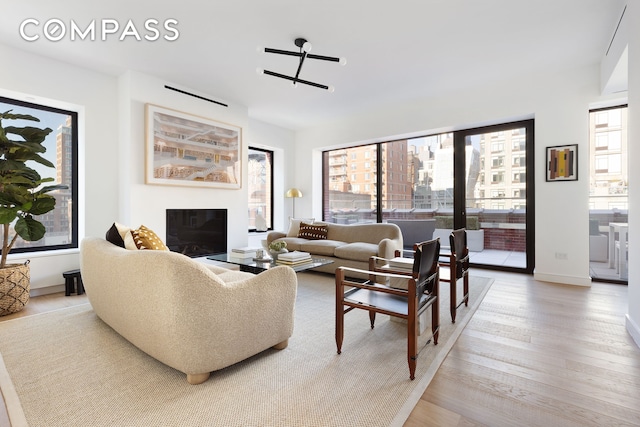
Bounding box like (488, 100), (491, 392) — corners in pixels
(0, 95), (79, 255)
(247, 146), (274, 232)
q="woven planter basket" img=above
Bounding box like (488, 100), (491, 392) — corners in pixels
(0, 262), (30, 316)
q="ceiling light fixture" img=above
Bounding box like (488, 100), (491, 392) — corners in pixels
(257, 38), (346, 92)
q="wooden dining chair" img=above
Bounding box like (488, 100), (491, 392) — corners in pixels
(335, 238), (440, 380)
(439, 228), (470, 323)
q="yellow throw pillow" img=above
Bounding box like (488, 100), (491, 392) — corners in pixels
(124, 225), (169, 251)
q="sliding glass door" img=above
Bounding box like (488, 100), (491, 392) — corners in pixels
(321, 119), (535, 273)
(455, 121), (534, 272)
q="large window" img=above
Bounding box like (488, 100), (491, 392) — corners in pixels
(247, 147), (273, 231)
(0, 96), (78, 254)
(322, 119), (535, 273)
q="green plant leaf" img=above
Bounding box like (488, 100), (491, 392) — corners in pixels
(15, 216), (46, 242)
(0, 193), (19, 206)
(28, 196), (56, 215)
(3, 126), (52, 144)
(0, 159), (30, 172)
(6, 149), (55, 168)
(2, 184), (33, 205)
(0, 136), (46, 153)
(0, 111), (40, 122)
(0, 207), (18, 224)
(0, 175), (36, 186)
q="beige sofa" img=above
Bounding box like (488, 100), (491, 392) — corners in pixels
(80, 237), (297, 384)
(267, 222), (403, 275)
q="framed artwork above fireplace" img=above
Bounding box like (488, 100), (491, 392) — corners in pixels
(145, 104), (242, 189)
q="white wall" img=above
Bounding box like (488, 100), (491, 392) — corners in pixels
(0, 43), (119, 292)
(118, 71), (250, 251)
(0, 47), (295, 292)
(295, 63), (613, 286)
(626, 1), (640, 346)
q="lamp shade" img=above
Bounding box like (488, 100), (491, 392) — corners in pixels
(285, 188), (302, 198)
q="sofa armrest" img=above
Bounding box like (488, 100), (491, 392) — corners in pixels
(267, 231), (286, 244)
(378, 237), (403, 259)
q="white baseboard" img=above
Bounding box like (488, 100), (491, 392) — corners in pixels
(626, 314), (640, 349)
(30, 284), (65, 297)
(533, 272), (591, 287)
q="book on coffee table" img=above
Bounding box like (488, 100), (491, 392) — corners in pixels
(230, 247), (258, 259)
(277, 251), (312, 262)
(232, 246), (259, 254)
(276, 258), (314, 266)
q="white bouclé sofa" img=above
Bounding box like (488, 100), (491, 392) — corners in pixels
(267, 221), (403, 275)
(80, 237), (297, 384)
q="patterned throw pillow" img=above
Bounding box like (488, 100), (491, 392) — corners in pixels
(124, 225), (169, 251)
(298, 222), (328, 240)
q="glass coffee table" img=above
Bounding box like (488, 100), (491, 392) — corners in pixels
(207, 253), (333, 274)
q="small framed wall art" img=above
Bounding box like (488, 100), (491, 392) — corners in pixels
(145, 104), (242, 189)
(546, 144), (578, 182)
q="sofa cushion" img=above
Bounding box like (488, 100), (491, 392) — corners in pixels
(287, 218), (315, 237)
(298, 222), (328, 240)
(299, 240), (347, 256)
(105, 222), (128, 248)
(124, 225), (169, 251)
(334, 242), (379, 262)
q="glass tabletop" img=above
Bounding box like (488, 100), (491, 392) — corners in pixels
(207, 253), (333, 273)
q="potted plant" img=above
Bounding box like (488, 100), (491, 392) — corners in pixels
(268, 241), (288, 261)
(0, 110), (67, 316)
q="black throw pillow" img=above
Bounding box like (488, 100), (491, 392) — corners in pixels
(105, 223), (126, 248)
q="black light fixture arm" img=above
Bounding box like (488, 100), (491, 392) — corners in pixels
(259, 37), (344, 91)
(263, 48), (341, 63)
(307, 53), (341, 62)
(262, 69), (329, 90)
(293, 41), (308, 82)
(264, 47), (303, 57)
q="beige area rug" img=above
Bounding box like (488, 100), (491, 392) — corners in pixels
(0, 273), (493, 427)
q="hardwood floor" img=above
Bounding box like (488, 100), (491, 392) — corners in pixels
(1, 273), (639, 427)
(404, 271), (640, 427)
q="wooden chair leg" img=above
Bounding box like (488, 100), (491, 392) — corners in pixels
(450, 277), (457, 323)
(335, 272), (344, 355)
(463, 274), (469, 306)
(432, 301), (439, 345)
(408, 311), (418, 381)
(369, 310), (376, 329)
